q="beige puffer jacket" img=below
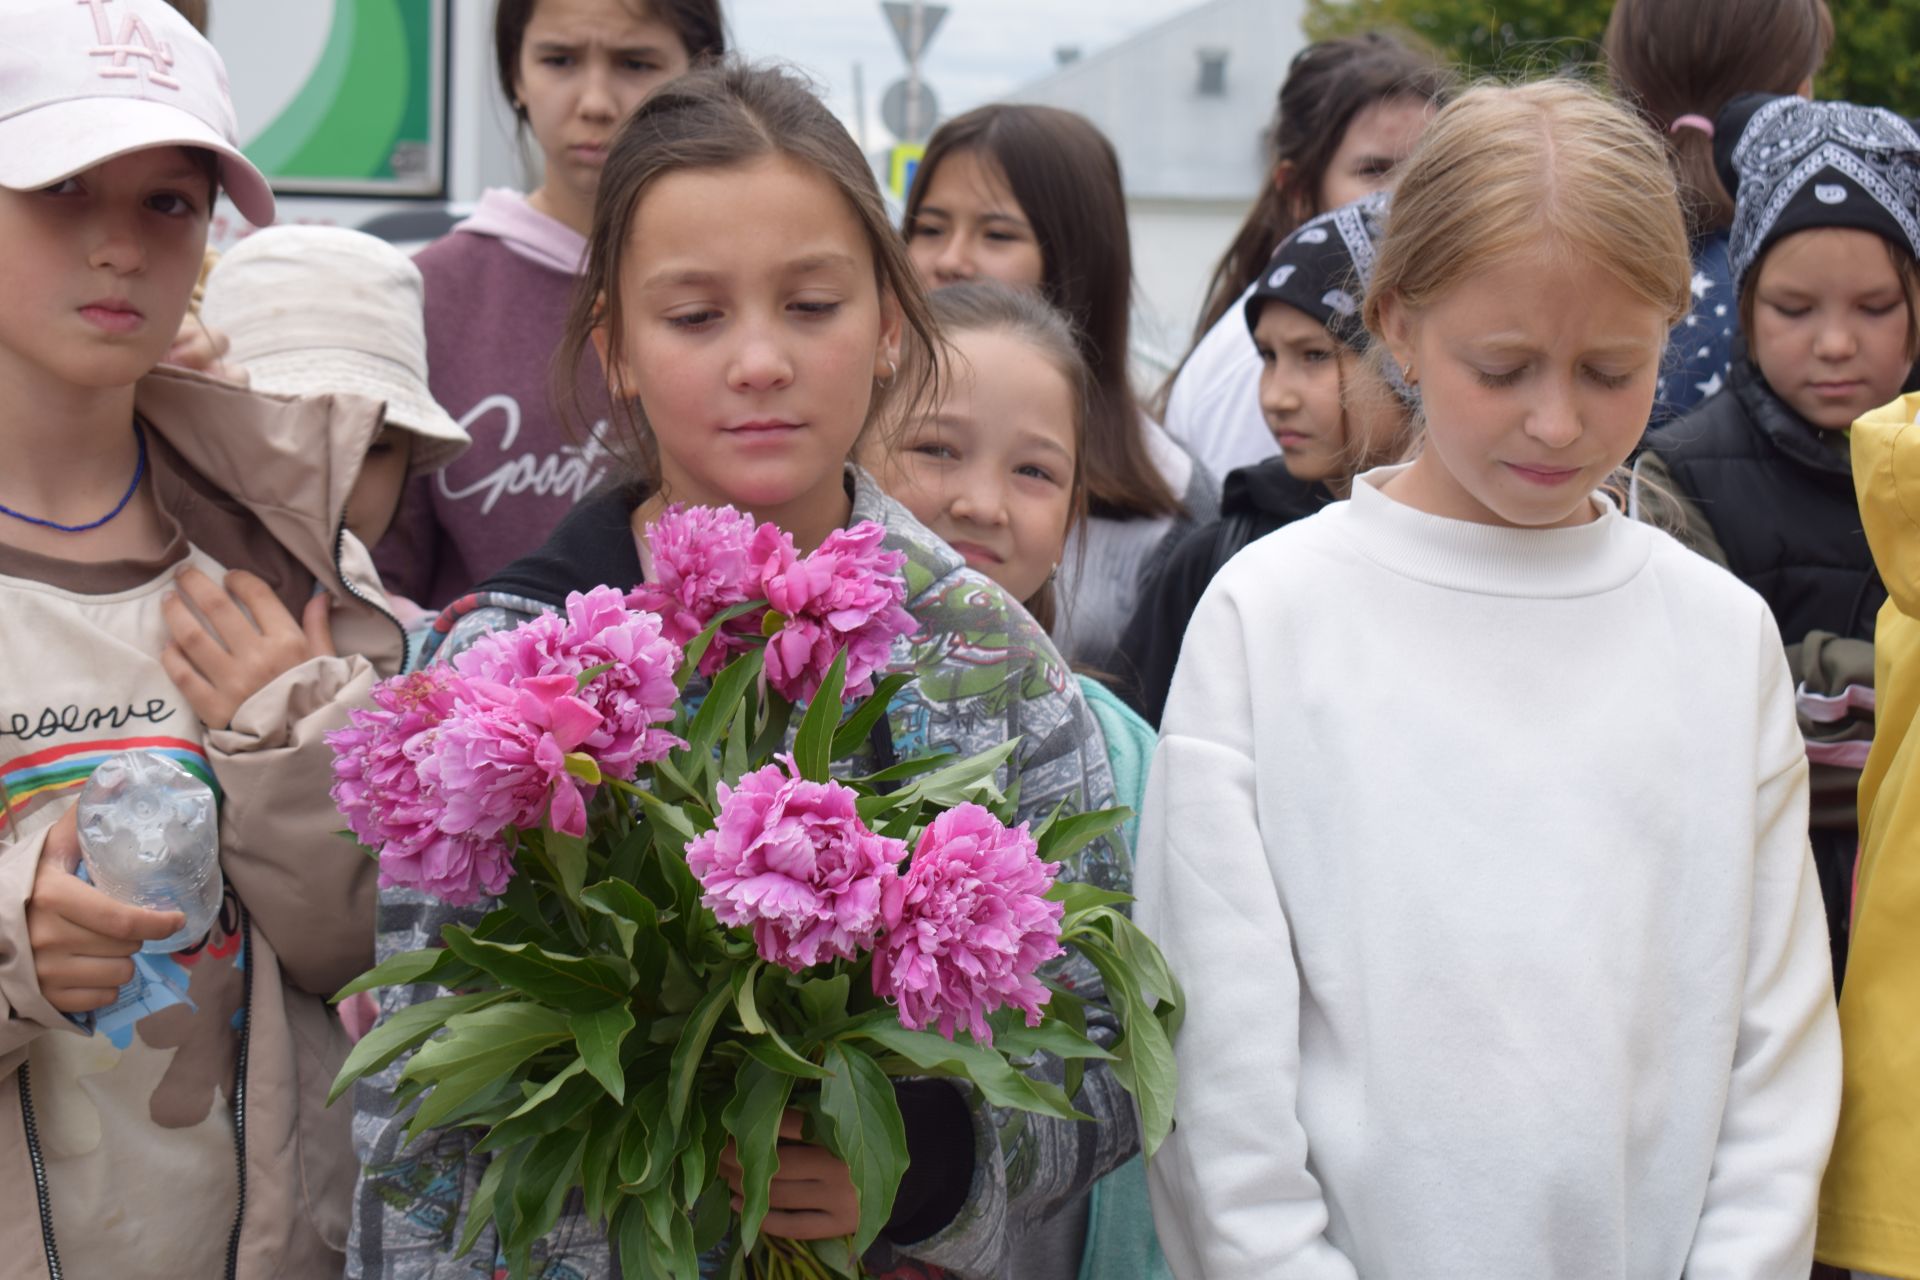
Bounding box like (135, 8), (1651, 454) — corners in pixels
(0, 368), (404, 1280)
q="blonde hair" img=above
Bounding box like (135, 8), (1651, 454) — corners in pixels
(1363, 78), (1693, 343)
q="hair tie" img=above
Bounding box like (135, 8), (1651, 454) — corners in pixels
(1669, 114), (1715, 138)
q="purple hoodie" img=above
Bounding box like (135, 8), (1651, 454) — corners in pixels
(375, 189), (616, 608)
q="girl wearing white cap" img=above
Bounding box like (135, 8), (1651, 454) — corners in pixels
(375, 0), (726, 612)
(0, 3), (406, 1275)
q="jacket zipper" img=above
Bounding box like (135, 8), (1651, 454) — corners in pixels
(19, 913), (256, 1279)
(18, 1063), (63, 1280)
(333, 523), (407, 661)
(224, 908), (254, 1280)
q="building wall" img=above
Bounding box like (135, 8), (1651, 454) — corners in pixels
(1128, 195), (1257, 387)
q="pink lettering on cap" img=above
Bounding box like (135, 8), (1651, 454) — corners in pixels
(78, 0), (180, 91)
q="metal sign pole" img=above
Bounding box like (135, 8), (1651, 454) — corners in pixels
(907, 0), (925, 144)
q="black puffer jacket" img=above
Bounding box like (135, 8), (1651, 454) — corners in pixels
(1644, 354), (1885, 645)
(1114, 457), (1331, 725)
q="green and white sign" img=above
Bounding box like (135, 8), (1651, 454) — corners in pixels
(216, 0), (447, 196)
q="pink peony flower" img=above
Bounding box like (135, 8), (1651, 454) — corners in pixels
(424, 674), (604, 839)
(455, 586), (684, 776)
(685, 757), (904, 972)
(381, 828), (518, 907)
(873, 804), (1065, 1044)
(759, 521), (916, 704)
(327, 668), (518, 906)
(629, 505), (775, 677)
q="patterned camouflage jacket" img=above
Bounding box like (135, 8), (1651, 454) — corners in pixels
(346, 469), (1136, 1280)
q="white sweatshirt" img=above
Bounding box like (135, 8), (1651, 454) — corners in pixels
(1162, 284), (1279, 479)
(1136, 467), (1841, 1279)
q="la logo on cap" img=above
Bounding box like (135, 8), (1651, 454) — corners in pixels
(78, 0), (179, 91)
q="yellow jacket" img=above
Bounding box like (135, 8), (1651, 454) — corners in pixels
(1818, 394), (1920, 1275)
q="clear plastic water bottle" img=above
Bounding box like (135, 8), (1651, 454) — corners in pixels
(75, 750), (222, 954)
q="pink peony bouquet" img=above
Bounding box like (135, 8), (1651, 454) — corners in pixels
(326, 507), (1180, 1280)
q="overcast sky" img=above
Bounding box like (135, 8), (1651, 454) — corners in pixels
(723, 0), (1204, 143)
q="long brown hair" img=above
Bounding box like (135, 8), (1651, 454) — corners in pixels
(907, 105), (1180, 521)
(494, 0), (729, 131)
(1190, 31), (1453, 343)
(556, 60), (943, 485)
(1604, 0), (1831, 240)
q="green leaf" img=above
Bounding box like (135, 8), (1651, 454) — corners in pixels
(575, 660), (616, 691)
(1035, 806), (1131, 864)
(401, 1002), (575, 1133)
(797, 974), (851, 1027)
(563, 751), (604, 785)
(506, 1125), (587, 1253)
(455, 1144), (510, 1257)
(989, 1018), (1118, 1064)
(543, 828), (591, 905)
(889, 740), (1017, 811)
(731, 962), (766, 1034)
(475, 1059), (597, 1153)
(635, 788), (700, 846)
(1111, 912), (1185, 1033)
(579, 878), (657, 960)
(684, 647), (765, 762)
(848, 753), (956, 788)
(692, 1178), (732, 1253)
(676, 599), (768, 685)
(848, 1019), (1090, 1122)
(760, 608), (788, 638)
(612, 1196), (662, 1280)
(817, 1041), (909, 1252)
(330, 945), (475, 1002)
(1083, 947), (1179, 1157)
(722, 695), (753, 784)
(571, 1002), (636, 1102)
(749, 693), (795, 764)
(328, 990), (500, 1104)
(497, 868), (546, 930)
(829, 672), (911, 760)
(741, 1031), (833, 1080)
(1049, 881), (1137, 920)
(720, 1057), (795, 1252)
(580, 1103), (630, 1225)
(652, 752), (706, 806)
(619, 1078), (672, 1188)
(441, 931), (632, 1013)
(667, 973), (735, 1129)
(792, 650), (850, 781)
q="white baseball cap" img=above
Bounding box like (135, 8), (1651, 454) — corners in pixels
(0, 0), (275, 226)
(202, 226), (470, 474)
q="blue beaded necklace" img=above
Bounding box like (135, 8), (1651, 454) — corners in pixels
(0, 420), (148, 534)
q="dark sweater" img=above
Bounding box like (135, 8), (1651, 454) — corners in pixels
(1116, 458), (1331, 725)
(375, 224), (614, 609)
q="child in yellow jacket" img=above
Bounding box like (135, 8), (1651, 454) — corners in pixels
(1819, 393), (1920, 1279)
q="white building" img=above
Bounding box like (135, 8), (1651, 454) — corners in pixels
(1007, 0), (1309, 384)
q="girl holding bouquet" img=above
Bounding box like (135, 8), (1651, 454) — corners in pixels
(348, 61), (1134, 1280)
(1138, 79), (1841, 1277)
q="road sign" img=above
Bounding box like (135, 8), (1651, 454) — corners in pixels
(882, 1), (948, 63)
(889, 144), (926, 200)
(881, 78), (940, 143)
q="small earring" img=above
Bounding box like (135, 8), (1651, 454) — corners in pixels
(1404, 362), (1418, 386)
(877, 357), (898, 388)
(1046, 562), (1060, 585)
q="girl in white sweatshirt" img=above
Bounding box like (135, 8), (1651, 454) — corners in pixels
(1136, 79), (1842, 1280)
